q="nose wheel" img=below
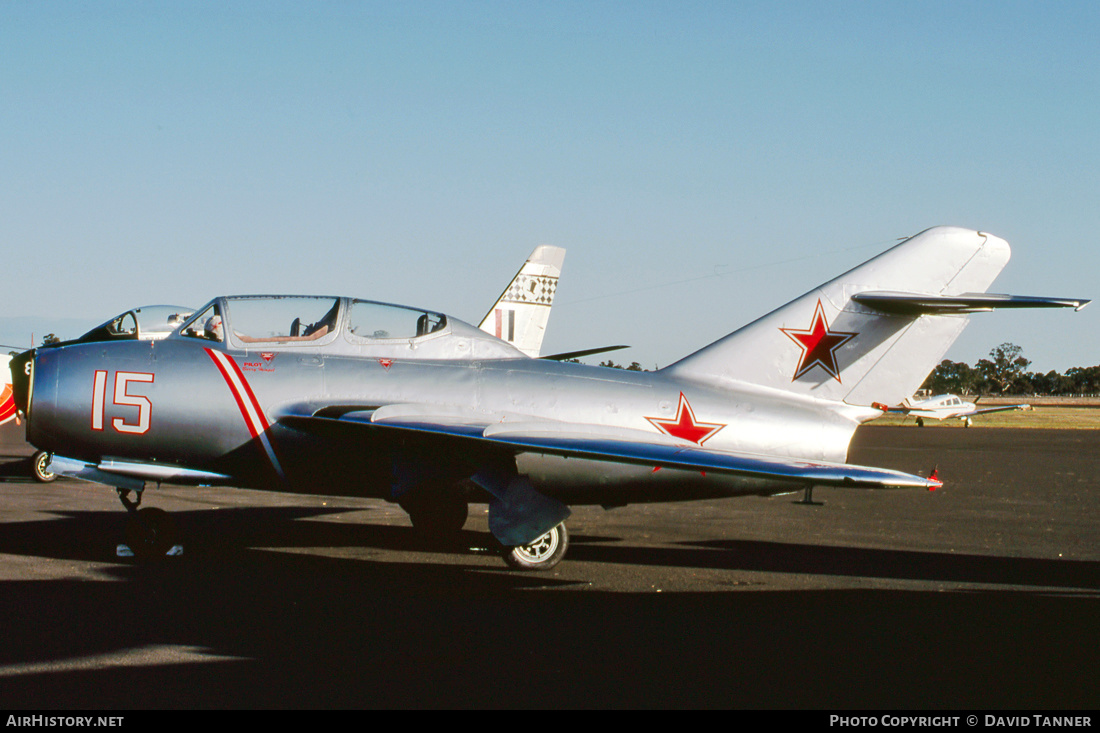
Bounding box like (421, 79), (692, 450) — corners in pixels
(31, 451), (57, 483)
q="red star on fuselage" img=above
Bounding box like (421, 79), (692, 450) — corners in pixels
(780, 299), (857, 382)
(645, 392), (725, 445)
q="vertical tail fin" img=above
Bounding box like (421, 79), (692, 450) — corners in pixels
(663, 227), (1015, 407)
(479, 245), (565, 357)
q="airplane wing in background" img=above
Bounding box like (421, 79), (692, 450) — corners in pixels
(967, 403), (1031, 416)
(539, 344), (631, 361)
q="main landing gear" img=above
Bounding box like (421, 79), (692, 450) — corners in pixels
(502, 523), (569, 571)
(400, 493), (570, 571)
(117, 489), (182, 561)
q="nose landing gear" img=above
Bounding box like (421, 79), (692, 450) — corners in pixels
(31, 451), (57, 483)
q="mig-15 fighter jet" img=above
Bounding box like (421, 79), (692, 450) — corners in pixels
(8, 227), (1088, 569)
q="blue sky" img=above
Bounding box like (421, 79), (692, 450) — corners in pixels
(2, 1), (1098, 373)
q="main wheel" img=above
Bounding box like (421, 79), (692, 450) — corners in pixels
(502, 523), (569, 571)
(124, 508), (180, 561)
(32, 451), (57, 483)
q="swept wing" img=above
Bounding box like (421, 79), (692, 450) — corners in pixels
(280, 404), (942, 491)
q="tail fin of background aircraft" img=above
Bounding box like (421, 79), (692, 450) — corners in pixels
(479, 245), (566, 357)
(663, 226), (1087, 408)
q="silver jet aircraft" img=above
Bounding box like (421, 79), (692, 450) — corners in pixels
(8, 226), (1088, 569)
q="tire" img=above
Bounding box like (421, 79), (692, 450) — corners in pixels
(502, 523), (569, 571)
(32, 451), (57, 483)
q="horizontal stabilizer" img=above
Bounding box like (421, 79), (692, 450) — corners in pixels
(852, 291), (1090, 315)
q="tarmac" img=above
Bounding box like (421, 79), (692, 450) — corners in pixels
(0, 423), (1095, 709)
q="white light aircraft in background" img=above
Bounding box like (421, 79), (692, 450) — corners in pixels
(873, 394), (1031, 427)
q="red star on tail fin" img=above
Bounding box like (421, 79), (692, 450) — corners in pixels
(780, 299), (857, 382)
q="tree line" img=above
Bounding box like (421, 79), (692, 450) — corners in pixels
(922, 343), (1100, 396)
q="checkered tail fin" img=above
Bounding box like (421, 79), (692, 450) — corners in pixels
(479, 245), (565, 357)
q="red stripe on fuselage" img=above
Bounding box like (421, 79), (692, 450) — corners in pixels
(206, 349), (261, 438)
(205, 348), (285, 482)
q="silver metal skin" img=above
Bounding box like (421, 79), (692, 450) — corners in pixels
(10, 227), (1088, 567)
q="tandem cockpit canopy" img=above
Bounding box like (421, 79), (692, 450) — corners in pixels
(177, 296), (450, 347)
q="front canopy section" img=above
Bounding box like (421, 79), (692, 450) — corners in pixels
(72, 305), (194, 345)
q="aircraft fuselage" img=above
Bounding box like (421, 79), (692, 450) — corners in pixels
(24, 334), (865, 506)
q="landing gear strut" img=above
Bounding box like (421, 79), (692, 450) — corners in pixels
(795, 485), (824, 506)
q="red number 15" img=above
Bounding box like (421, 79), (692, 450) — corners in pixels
(92, 371), (154, 434)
